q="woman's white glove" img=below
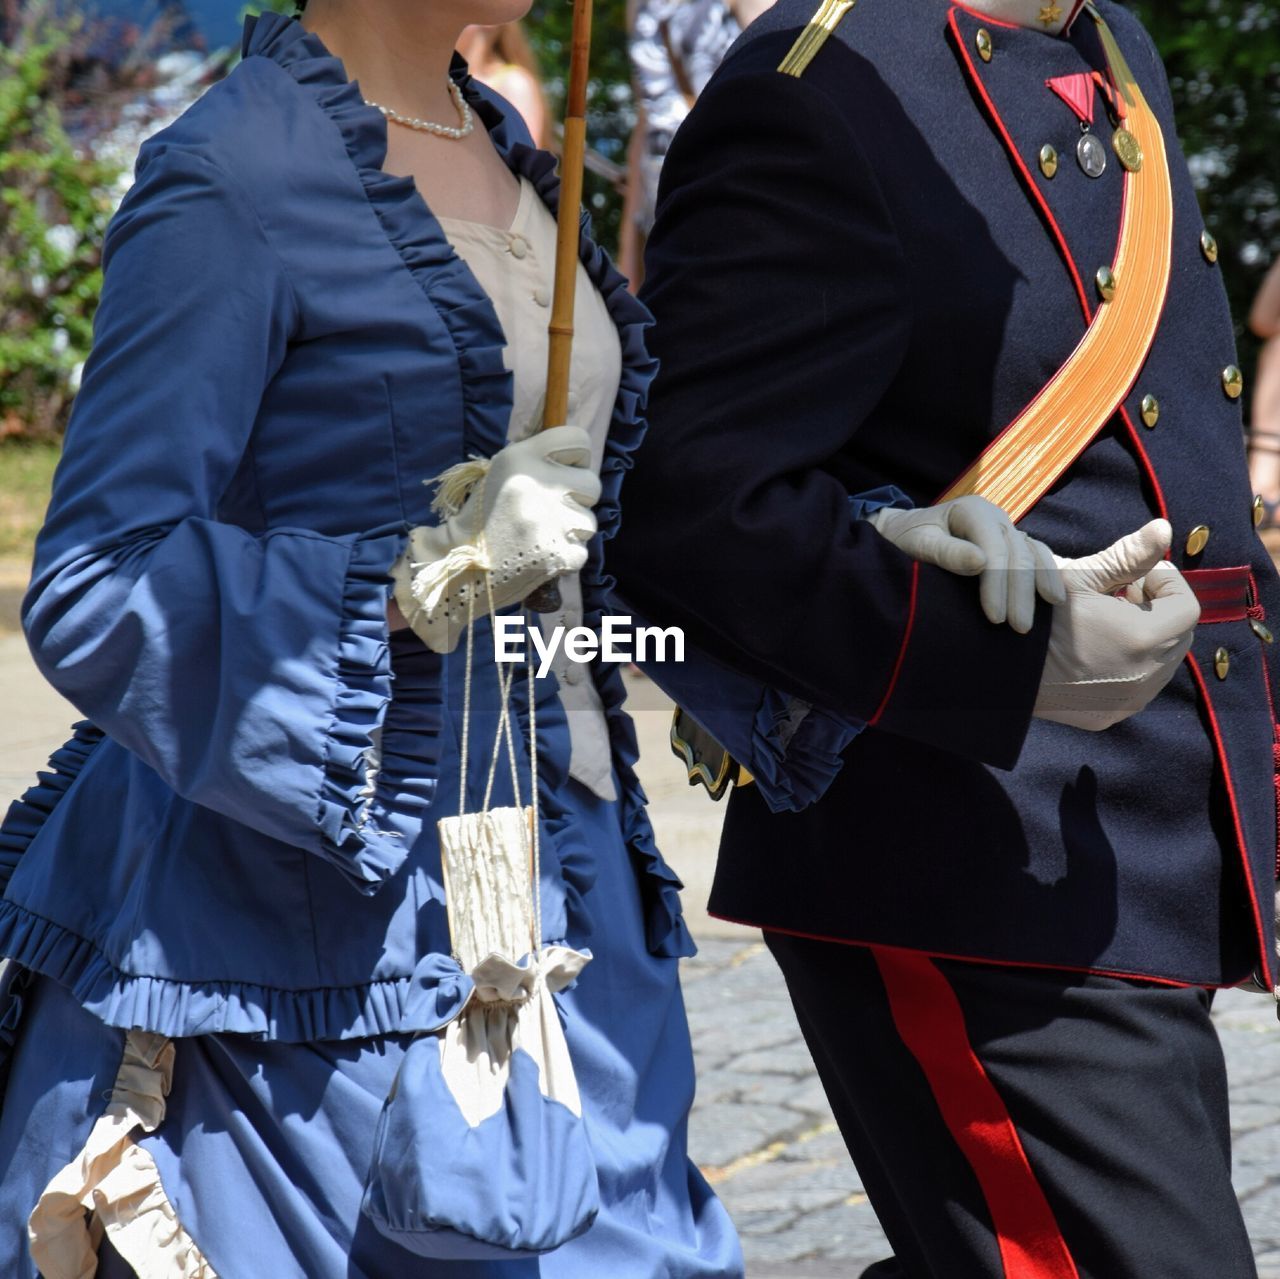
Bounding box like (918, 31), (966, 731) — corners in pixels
(391, 427), (601, 653)
(868, 495), (1065, 633)
(1033, 519), (1201, 731)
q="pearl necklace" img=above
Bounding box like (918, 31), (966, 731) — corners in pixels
(365, 79), (474, 140)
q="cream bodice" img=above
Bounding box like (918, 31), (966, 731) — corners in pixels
(439, 177), (623, 801)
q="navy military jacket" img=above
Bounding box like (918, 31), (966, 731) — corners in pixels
(609, 0), (1280, 987)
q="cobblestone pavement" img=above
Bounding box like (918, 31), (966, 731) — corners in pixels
(4, 643), (1280, 1276)
(682, 938), (1280, 1278)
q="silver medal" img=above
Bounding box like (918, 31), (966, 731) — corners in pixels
(1077, 131), (1107, 179)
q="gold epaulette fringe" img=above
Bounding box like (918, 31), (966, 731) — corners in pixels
(777, 0), (857, 77)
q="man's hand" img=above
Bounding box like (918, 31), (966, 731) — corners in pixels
(869, 495), (1065, 634)
(1033, 519), (1200, 731)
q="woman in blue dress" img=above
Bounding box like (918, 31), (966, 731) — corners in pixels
(0, 1), (742, 1275)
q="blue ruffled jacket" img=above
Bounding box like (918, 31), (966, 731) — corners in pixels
(0, 14), (693, 1043)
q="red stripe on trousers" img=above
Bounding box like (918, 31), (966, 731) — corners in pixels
(871, 947), (1080, 1279)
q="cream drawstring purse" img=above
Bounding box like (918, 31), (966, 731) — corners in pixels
(363, 563), (599, 1259)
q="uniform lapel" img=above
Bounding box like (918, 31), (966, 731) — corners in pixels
(946, 4), (1125, 326)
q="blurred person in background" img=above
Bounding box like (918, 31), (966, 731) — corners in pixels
(1247, 257), (1280, 534)
(622, 0), (774, 286)
(457, 20), (551, 147)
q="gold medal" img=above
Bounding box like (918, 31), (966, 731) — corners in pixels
(1112, 127), (1143, 173)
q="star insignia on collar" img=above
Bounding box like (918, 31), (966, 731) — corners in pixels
(1038, 2), (1064, 24)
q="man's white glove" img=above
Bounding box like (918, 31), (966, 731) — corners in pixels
(868, 495), (1065, 633)
(1033, 519), (1200, 731)
(391, 427), (601, 653)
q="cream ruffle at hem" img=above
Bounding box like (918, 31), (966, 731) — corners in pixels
(28, 1029), (217, 1279)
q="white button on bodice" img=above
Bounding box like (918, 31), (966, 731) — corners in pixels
(437, 178), (621, 801)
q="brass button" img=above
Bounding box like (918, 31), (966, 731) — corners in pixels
(1214, 647), (1230, 681)
(1200, 229), (1219, 265)
(1096, 265), (1116, 302)
(1140, 394), (1160, 429)
(976, 28), (993, 61)
(1039, 145), (1059, 179)
(1222, 365), (1244, 400)
(1251, 618), (1274, 645)
(1254, 494), (1267, 528)
(1186, 525), (1210, 556)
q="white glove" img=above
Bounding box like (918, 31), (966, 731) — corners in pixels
(391, 427), (601, 653)
(1033, 519), (1200, 731)
(868, 495), (1065, 633)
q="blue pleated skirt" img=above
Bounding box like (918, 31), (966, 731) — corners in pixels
(0, 779), (742, 1278)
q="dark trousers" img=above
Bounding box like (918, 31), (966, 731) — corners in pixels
(764, 931), (1258, 1279)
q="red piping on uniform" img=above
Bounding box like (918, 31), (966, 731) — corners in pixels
(723, 916), (1235, 989)
(923, 10), (1259, 983)
(1247, 576), (1280, 886)
(1184, 652), (1274, 989)
(940, 7), (1095, 505)
(1110, 154), (1170, 522)
(948, 8), (1091, 317)
(1258, 653), (1280, 882)
(869, 560), (920, 727)
(946, 10), (1173, 527)
(1117, 408), (1170, 522)
(873, 947), (1081, 1279)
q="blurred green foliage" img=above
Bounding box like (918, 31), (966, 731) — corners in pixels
(525, 0), (1280, 386)
(5, 0), (1277, 439)
(526, 0), (633, 249)
(1130, 0), (1280, 397)
(0, 19), (119, 436)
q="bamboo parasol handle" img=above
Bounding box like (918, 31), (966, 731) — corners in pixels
(526, 0), (594, 616)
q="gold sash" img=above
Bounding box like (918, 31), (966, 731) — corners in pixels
(675, 6), (1175, 800)
(939, 4), (1173, 520)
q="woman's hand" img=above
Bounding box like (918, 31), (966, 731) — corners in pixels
(868, 495), (1065, 634)
(391, 427), (602, 653)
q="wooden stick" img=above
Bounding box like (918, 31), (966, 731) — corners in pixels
(527, 0), (593, 614)
(544, 0), (593, 430)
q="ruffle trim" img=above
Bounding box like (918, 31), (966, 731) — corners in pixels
(511, 143), (657, 550)
(747, 693), (861, 814)
(370, 629), (448, 847)
(241, 11), (656, 539)
(241, 12), (679, 953)
(591, 672), (695, 960)
(0, 901), (474, 1041)
(506, 103), (686, 957)
(242, 13), (514, 464)
(313, 529), (412, 894)
(0, 720), (103, 895)
(28, 1030), (218, 1279)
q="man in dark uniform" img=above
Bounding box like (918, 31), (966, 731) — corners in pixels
(608, 0), (1280, 1273)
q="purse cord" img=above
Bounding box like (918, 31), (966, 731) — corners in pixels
(454, 533), (543, 958)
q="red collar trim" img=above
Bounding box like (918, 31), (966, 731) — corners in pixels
(949, 0), (1089, 36)
(949, 1), (1020, 30)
